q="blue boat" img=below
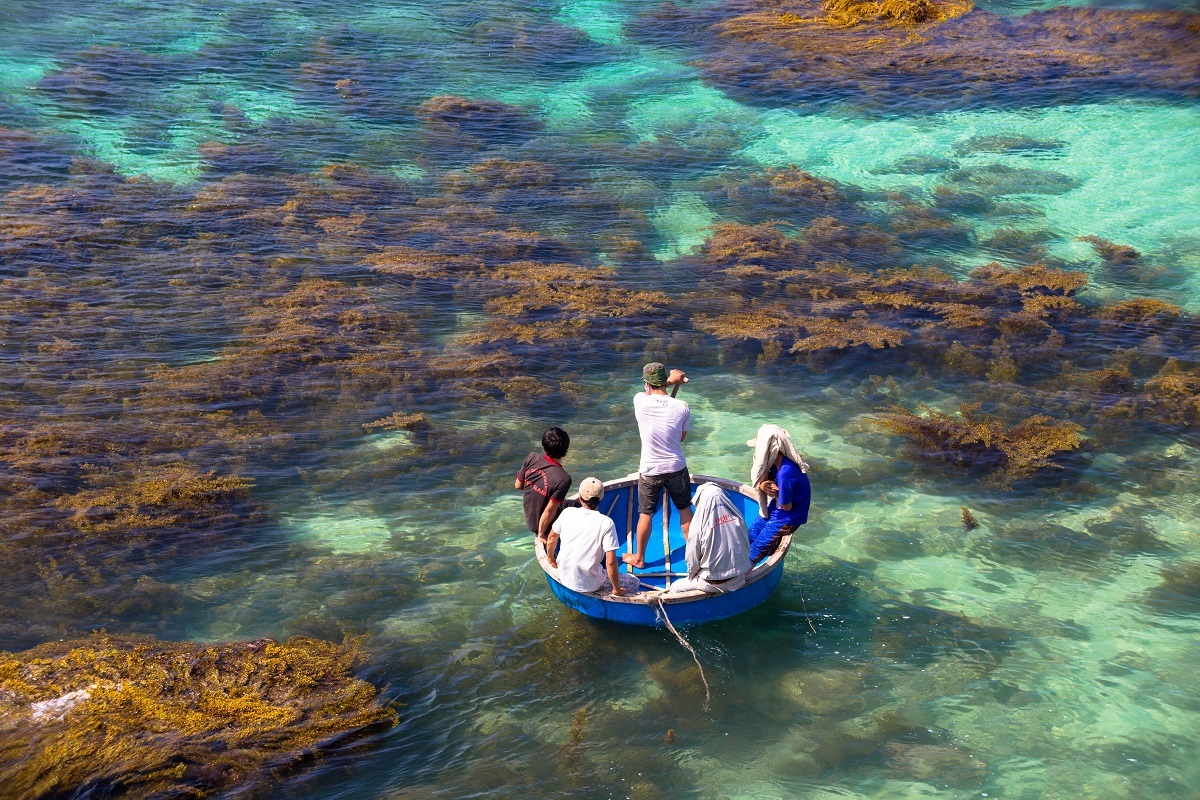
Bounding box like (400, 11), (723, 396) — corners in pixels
(535, 473), (792, 626)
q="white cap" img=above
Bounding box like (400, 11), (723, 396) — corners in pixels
(579, 477), (605, 502)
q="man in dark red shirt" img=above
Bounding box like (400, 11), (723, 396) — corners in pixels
(515, 427), (572, 542)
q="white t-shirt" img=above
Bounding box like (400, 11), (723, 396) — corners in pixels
(634, 391), (690, 475)
(552, 506), (620, 593)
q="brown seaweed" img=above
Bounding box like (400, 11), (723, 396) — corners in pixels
(414, 95), (541, 157)
(0, 634), (395, 799)
(820, 0), (973, 28)
(677, 1), (1200, 111)
(961, 506), (979, 531)
(869, 403), (1083, 484)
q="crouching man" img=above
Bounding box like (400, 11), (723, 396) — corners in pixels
(546, 477), (640, 597)
(669, 482), (751, 594)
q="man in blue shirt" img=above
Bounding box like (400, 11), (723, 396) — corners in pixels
(747, 429), (811, 562)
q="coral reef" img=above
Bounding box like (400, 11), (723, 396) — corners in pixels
(0, 634), (395, 799)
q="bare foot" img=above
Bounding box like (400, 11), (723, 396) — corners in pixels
(622, 552), (645, 568)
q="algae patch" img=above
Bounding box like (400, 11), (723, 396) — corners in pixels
(0, 634), (396, 799)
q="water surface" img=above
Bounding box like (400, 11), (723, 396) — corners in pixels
(2, 0), (1199, 798)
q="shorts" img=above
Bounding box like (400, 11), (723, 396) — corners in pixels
(637, 467), (692, 517)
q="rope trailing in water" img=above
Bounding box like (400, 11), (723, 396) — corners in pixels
(799, 586), (817, 634)
(653, 594), (711, 711)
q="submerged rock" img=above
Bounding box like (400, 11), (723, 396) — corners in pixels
(883, 740), (988, 785)
(871, 601), (1015, 666)
(777, 665), (870, 715)
(952, 134), (1064, 157)
(942, 163), (1078, 196)
(0, 634), (396, 799)
(861, 527), (927, 560)
(1145, 561), (1200, 615)
(873, 155), (960, 175)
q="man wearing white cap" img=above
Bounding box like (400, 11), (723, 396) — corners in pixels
(546, 477), (640, 597)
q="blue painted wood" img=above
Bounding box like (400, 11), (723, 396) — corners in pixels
(545, 557), (785, 626)
(538, 474), (788, 626)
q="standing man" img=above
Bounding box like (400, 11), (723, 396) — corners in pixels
(623, 362), (692, 569)
(515, 426), (572, 543)
(546, 477), (640, 596)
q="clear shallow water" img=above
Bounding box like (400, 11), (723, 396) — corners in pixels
(2, 0), (1200, 798)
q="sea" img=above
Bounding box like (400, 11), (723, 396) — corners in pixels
(1, 0), (1199, 797)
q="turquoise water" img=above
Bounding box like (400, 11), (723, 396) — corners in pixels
(2, 0), (1200, 798)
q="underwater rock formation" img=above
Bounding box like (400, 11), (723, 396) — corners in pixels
(0, 634), (395, 799)
(644, 0), (1200, 111)
(871, 601), (1015, 665)
(883, 740), (988, 785)
(776, 665), (869, 716)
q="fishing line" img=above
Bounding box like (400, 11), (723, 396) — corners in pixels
(653, 595), (711, 711)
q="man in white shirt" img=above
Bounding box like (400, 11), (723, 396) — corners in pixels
(546, 477), (640, 596)
(623, 362), (692, 569)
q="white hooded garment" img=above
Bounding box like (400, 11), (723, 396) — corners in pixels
(685, 483), (751, 582)
(748, 424), (809, 519)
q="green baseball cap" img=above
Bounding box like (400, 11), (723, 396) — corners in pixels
(642, 362), (667, 387)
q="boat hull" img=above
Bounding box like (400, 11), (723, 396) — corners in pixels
(535, 473), (790, 627)
(545, 557), (785, 625)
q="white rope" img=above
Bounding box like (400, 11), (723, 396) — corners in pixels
(653, 594), (711, 711)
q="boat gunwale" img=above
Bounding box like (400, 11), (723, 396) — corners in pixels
(534, 472), (792, 606)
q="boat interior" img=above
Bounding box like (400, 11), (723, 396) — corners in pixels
(599, 474), (761, 592)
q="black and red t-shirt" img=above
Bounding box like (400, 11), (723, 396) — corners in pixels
(517, 451), (572, 534)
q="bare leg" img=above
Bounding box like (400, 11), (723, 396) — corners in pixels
(622, 513), (653, 568)
(679, 506), (693, 540)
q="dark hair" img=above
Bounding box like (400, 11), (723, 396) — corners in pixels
(582, 496), (600, 510)
(542, 426), (570, 459)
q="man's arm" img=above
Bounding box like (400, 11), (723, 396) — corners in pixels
(605, 551), (625, 596)
(545, 529), (560, 568)
(667, 369), (686, 399)
(514, 460), (526, 490)
(777, 468), (792, 510)
(537, 498), (561, 541)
